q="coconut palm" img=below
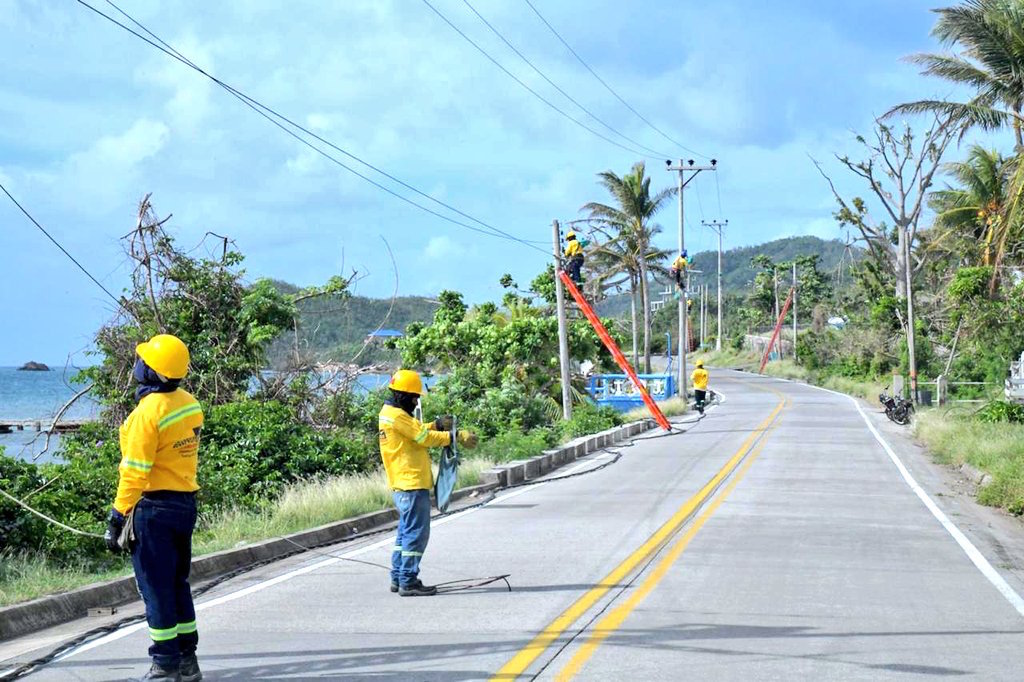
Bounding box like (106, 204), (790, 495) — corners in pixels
(929, 145), (1011, 264)
(582, 162), (675, 372)
(889, 0), (1024, 148)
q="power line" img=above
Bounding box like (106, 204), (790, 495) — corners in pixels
(460, 0), (672, 159)
(521, 0), (708, 159)
(419, 0), (658, 160)
(78, 0), (551, 255)
(0, 179), (125, 311)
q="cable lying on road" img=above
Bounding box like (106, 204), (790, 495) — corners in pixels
(1, 423), (699, 680)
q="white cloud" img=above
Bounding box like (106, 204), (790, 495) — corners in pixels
(424, 235), (461, 261)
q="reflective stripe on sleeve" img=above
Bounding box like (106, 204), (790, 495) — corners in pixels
(414, 426), (429, 443)
(121, 458), (153, 472)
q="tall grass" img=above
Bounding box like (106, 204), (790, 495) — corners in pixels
(0, 553), (130, 607)
(623, 396), (689, 422)
(914, 409), (1024, 515)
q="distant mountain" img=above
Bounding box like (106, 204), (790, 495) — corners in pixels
(593, 236), (859, 317)
(267, 280), (438, 366)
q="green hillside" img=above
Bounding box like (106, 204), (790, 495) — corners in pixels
(594, 236), (858, 317)
(267, 280), (438, 366)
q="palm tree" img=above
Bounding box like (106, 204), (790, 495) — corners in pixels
(588, 228), (672, 368)
(929, 145), (1011, 265)
(582, 162), (675, 372)
(889, 0), (1024, 148)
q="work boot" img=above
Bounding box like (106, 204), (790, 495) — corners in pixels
(398, 579), (437, 597)
(134, 662), (181, 682)
(180, 654), (203, 682)
(390, 580), (399, 593)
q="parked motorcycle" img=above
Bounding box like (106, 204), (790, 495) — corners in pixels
(879, 392), (914, 425)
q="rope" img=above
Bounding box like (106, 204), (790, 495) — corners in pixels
(0, 488), (104, 539)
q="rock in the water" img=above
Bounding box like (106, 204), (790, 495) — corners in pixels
(18, 361), (50, 371)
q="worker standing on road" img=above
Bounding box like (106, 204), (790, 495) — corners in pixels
(691, 358), (709, 415)
(379, 370), (478, 596)
(563, 231), (586, 285)
(103, 334), (204, 682)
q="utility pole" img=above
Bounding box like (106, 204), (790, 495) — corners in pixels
(667, 158), (717, 398)
(700, 283), (707, 348)
(792, 261), (798, 360)
(702, 219), (727, 351)
(773, 266), (782, 360)
(904, 232), (918, 401)
(553, 220), (572, 420)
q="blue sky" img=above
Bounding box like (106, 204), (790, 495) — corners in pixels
(0, 0), (984, 365)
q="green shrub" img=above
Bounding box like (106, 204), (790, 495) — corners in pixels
(472, 429), (556, 463)
(976, 400), (1024, 425)
(559, 402), (621, 440)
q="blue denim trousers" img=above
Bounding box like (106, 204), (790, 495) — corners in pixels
(131, 491), (198, 668)
(391, 489), (432, 586)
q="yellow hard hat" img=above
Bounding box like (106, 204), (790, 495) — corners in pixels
(695, 358), (705, 368)
(388, 369), (424, 395)
(566, 231), (576, 239)
(136, 334), (190, 379)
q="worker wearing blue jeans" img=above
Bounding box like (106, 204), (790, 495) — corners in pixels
(392, 489), (432, 588)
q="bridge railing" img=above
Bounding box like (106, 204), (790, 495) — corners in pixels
(588, 374), (675, 412)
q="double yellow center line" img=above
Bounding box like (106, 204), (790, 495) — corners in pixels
(492, 394), (789, 681)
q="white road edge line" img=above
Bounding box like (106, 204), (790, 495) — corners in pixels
(793, 377), (1024, 619)
(55, 451), (619, 660)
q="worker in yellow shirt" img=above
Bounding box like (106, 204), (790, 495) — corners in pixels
(103, 334), (204, 682)
(563, 231), (586, 284)
(691, 358), (709, 415)
(379, 370), (477, 596)
(670, 250), (688, 297)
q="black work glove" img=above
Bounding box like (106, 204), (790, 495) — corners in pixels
(104, 508), (125, 553)
(432, 415), (454, 432)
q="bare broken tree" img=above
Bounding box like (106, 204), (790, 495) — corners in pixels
(813, 116), (958, 299)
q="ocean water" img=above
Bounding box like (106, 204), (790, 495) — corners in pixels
(0, 366), (100, 461)
(0, 368), (432, 462)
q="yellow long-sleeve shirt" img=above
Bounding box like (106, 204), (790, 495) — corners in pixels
(378, 404), (452, 491)
(564, 240), (583, 258)
(113, 389), (203, 514)
(691, 368), (709, 390)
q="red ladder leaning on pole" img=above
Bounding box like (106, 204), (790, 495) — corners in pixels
(759, 288), (795, 374)
(558, 270), (672, 431)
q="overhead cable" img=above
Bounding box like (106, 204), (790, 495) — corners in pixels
(0, 180), (125, 311)
(521, 0), (708, 159)
(420, 0), (659, 160)
(78, 0), (550, 255)
(460, 0), (672, 159)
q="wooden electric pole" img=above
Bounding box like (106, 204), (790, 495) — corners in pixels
(553, 220), (572, 420)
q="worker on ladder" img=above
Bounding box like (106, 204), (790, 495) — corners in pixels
(563, 231), (586, 285)
(691, 358), (709, 415)
(378, 370), (478, 596)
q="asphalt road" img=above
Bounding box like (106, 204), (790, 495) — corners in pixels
(15, 370), (1024, 681)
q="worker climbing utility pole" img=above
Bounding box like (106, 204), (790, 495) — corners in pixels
(666, 159), (716, 398)
(553, 220), (572, 420)
(702, 219), (727, 351)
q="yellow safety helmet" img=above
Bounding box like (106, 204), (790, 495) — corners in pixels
(695, 358), (705, 368)
(136, 334), (190, 379)
(388, 369), (424, 395)
(566, 231), (577, 240)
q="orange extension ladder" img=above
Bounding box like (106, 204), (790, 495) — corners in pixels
(558, 270), (672, 431)
(758, 288), (795, 374)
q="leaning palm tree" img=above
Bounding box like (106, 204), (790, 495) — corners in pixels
(889, 0), (1024, 286)
(929, 145), (1011, 264)
(582, 162), (675, 372)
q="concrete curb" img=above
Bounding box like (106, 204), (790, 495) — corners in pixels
(0, 417), (657, 641)
(960, 462), (993, 488)
(480, 419), (656, 489)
